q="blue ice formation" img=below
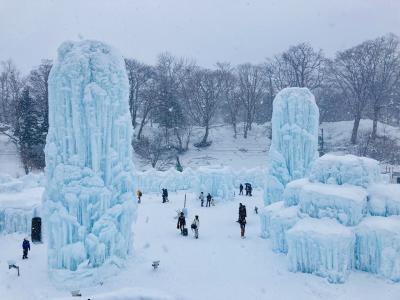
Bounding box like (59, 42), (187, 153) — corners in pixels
(309, 154), (381, 188)
(259, 201), (299, 253)
(298, 183), (368, 226)
(287, 217), (355, 283)
(261, 152), (400, 283)
(43, 40), (136, 272)
(264, 88), (319, 205)
(368, 184), (400, 216)
(354, 216), (400, 281)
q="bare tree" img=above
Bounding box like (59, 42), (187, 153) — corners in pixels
(125, 59), (154, 129)
(332, 41), (376, 144)
(182, 68), (222, 147)
(0, 60), (22, 125)
(272, 43), (326, 90)
(367, 34), (400, 139)
(217, 62), (241, 138)
(237, 63), (266, 138)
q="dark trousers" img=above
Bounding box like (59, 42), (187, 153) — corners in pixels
(23, 249), (28, 259)
(239, 189), (243, 195)
(206, 200), (211, 207)
(240, 224), (246, 237)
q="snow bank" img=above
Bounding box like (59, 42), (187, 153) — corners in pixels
(354, 216), (400, 281)
(298, 183), (368, 226)
(287, 218), (355, 283)
(309, 154), (381, 188)
(264, 87), (319, 205)
(368, 184), (400, 216)
(44, 40), (136, 273)
(283, 178), (309, 207)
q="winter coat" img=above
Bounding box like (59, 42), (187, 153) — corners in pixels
(199, 194), (204, 201)
(192, 218), (200, 229)
(22, 240), (30, 251)
(178, 216), (186, 227)
(206, 194), (212, 201)
(239, 206), (247, 219)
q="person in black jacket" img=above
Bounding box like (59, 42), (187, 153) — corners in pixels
(177, 212), (186, 234)
(239, 184), (243, 195)
(206, 193), (212, 207)
(22, 238), (30, 259)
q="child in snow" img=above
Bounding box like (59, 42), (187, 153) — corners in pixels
(191, 215), (200, 239)
(22, 238), (30, 259)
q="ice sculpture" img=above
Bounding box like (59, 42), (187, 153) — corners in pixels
(298, 183), (368, 226)
(309, 154), (381, 187)
(259, 201), (298, 253)
(43, 40), (136, 273)
(287, 218), (355, 283)
(264, 88), (319, 205)
(354, 216), (400, 281)
(368, 184), (400, 216)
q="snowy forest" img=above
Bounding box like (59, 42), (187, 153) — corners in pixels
(1, 33), (400, 173)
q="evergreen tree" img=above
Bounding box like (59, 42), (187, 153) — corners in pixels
(14, 88), (41, 173)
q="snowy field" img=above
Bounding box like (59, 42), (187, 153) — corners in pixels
(1, 189), (400, 300)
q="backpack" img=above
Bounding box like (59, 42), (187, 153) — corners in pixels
(191, 223), (197, 230)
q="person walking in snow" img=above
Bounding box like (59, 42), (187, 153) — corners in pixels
(206, 193), (212, 207)
(199, 192), (204, 207)
(239, 183), (243, 195)
(177, 212), (186, 234)
(22, 238), (30, 259)
(191, 215), (200, 239)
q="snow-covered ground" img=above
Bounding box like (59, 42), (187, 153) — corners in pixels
(1, 189), (400, 300)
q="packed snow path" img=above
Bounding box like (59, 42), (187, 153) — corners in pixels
(1, 190), (400, 300)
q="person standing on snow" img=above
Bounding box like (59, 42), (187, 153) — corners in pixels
(239, 184), (243, 195)
(206, 193), (212, 207)
(22, 238), (30, 259)
(191, 215), (200, 239)
(177, 212), (186, 234)
(199, 192), (204, 207)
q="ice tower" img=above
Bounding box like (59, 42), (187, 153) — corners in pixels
(43, 40), (136, 273)
(264, 87), (319, 205)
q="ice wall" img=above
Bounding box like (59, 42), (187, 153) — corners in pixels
(354, 216), (400, 281)
(309, 154), (381, 188)
(264, 88), (319, 205)
(287, 218), (355, 283)
(43, 40), (136, 273)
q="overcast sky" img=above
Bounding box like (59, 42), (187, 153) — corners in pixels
(1, 0), (400, 73)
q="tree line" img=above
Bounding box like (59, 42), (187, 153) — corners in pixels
(1, 34), (400, 172)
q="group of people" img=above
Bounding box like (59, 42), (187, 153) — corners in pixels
(198, 192), (215, 207)
(239, 183), (253, 196)
(177, 212), (200, 239)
